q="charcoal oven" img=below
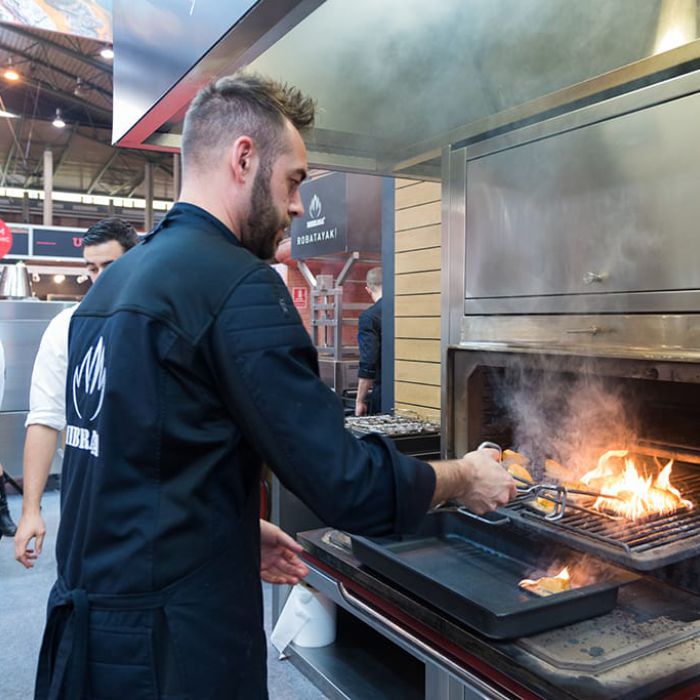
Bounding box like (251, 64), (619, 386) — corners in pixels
(291, 68), (700, 700)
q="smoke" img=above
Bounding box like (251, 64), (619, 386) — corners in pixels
(248, 0), (661, 160)
(498, 360), (638, 480)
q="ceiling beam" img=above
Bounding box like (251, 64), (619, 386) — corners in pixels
(18, 78), (113, 126)
(2, 24), (110, 73)
(0, 40), (112, 101)
(87, 151), (120, 194)
(54, 124), (79, 177)
(1, 140), (17, 186)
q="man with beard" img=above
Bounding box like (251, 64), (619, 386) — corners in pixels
(35, 74), (515, 699)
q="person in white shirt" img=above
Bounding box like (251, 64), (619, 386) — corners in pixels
(14, 218), (139, 565)
(0, 337), (17, 537)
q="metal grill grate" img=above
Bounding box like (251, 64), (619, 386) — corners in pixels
(500, 467), (700, 570)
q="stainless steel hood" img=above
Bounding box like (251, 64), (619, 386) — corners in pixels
(113, 0), (700, 178)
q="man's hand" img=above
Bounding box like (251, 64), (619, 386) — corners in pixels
(14, 511), (46, 569)
(354, 398), (367, 417)
(260, 519), (309, 585)
(430, 448), (517, 514)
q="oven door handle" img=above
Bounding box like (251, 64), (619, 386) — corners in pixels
(336, 580), (513, 699)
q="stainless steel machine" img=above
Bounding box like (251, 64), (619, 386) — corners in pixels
(0, 299), (73, 478)
(287, 67), (700, 700)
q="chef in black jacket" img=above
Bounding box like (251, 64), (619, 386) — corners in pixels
(356, 266), (383, 415)
(35, 73), (516, 700)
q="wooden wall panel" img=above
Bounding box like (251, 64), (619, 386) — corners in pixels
(395, 270), (441, 295)
(395, 402), (441, 421)
(396, 360), (441, 385)
(395, 381), (441, 409)
(395, 224), (440, 252)
(395, 182), (441, 210)
(393, 180), (443, 421)
(395, 247), (441, 274)
(395, 339), (440, 363)
(395, 317), (440, 339)
(395, 200), (441, 231)
(395, 293), (440, 317)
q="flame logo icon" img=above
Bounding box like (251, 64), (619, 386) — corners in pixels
(309, 194), (322, 219)
(72, 337), (107, 421)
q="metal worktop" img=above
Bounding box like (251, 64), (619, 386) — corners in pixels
(297, 527), (700, 700)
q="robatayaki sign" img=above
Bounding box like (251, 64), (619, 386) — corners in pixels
(290, 172), (382, 260)
(291, 172), (348, 259)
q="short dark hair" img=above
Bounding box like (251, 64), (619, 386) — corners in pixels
(366, 267), (382, 291)
(181, 73), (315, 172)
(83, 217), (139, 252)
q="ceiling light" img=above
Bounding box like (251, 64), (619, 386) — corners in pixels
(3, 59), (20, 82)
(99, 46), (114, 60)
(52, 108), (66, 129)
(0, 109), (18, 118)
(53, 274), (65, 284)
(73, 77), (85, 97)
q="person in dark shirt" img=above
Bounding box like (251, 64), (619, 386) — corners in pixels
(356, 266), (383, 415)
(33, 73), (516, 700)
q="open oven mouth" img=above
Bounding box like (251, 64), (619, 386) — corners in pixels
(501, 460), (700, 570)
(449, 348), (700, 572)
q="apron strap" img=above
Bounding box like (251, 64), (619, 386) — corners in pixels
(35, 583), (172, 700)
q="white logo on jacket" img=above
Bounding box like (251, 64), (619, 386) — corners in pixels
(67, 336), (106, 458)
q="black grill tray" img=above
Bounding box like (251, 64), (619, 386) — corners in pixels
(351, 511), (635, 640)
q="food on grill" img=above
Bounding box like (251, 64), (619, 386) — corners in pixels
(519, 567), (571, 596)
(544, 458), (569, 481)
(503, 449), (533, 482)
(531, 494), (557, 514)
(503, 449), (529, 466)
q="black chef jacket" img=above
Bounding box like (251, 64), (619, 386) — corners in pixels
(358, 297), (382, 414)
(37, 203), (435, 700)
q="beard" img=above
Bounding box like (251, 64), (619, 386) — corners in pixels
(240, 162), (289, 261)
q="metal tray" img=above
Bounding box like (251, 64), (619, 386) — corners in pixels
(351, 511), (635, 639)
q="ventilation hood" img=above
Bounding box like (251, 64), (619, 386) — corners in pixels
(113, 0), (700, 179)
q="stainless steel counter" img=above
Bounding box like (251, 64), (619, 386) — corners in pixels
(0, 299), (74, 477)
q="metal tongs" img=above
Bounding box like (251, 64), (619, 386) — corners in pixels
(436, 441), (624, 522)
(481, 441), (627, 521)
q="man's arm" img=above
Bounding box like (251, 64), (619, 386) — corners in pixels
(15, 307), (72, 568)
(15, 425), (59, 568)
(429, 448), (517, 513)
(355, 377), (373, 416)
(210, 267), (515, 536)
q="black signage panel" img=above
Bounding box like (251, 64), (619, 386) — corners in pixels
(291, 172), (348, 259)
(6, 225), (30, 257)
(32, 227), (85, 259)
(8, 230), (29, 257)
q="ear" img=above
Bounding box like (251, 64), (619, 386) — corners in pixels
(229, 136), (256, 183)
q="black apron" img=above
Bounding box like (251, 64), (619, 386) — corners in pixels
(35, 546), (267, 700)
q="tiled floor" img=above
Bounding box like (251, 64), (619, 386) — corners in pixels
(0, 491), (328, 699)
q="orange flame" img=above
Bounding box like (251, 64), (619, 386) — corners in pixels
(580, 450), (693, 519)
(519, 566), (571, 596)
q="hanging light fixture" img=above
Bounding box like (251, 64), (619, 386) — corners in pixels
(52, 108), (66, 128)
(99, 45), (114, 60)
(3, 58), (20, 82)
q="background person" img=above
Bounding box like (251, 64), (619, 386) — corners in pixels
(33, 74), (515, 700)
(356, 266), (383, 416)
(14, 218), (139, 566)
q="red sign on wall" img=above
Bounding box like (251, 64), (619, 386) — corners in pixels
(0, 219), (13, 259)
(292, 287), (308, 309)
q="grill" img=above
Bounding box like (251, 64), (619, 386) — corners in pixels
(500, 466), (700, 570)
